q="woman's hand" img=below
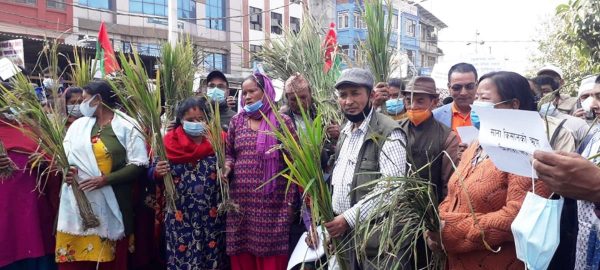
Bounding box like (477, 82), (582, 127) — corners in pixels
(154, 160), (170, 178)
(64, 166), (78, 185)
(425, 221), (445, 252)
(79, 176), (108, 191)
(221, 164), (232, 184)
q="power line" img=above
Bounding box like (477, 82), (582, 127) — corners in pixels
(46, 0), (299, 22)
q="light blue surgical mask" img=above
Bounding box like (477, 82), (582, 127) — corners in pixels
(538, 102), (558, 117)
(182, 120), (206, 137)
(470, 100), (510, 129)
(207, 87), (226, 102)
(385, 99), (404, 114)
(243, 100), (263, 113)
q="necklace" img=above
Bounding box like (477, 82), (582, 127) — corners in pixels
(91, 122), (109, 144)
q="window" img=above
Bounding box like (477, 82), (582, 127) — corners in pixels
(406, 50), (415, 64)
(13, 0), (36, 4)
(122, 42), (133, 54)
(137, 43), (161, 56)
(337, 12), (348, 29)
(250, 44), (262, 66)
(428, 56), (437, 67)
(392, 14), (398, 30)
(420, 53), (425, 67)
(79, 0), (110, 9)
(290, 17), (300, 34)
(204, 53), (228, 72)
(249, 7), (263, 31)
(177, 0), (196, 19)
(341, 45), (350, 57)
(47, 0), (65, 9)
(206, 0), (225, 30)
(129, 0), (195, 19)
(271, 12), (282, 35)
(353, 12), (365, 29)
(406, 18), (416, 37)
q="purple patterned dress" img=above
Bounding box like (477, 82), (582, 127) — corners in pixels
(225, 113), (299, 257)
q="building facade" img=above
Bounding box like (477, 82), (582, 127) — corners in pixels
(334, 0), (445, 78)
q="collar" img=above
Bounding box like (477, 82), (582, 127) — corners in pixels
(342, 108), (374, 136)
(451, 102), (470, 118)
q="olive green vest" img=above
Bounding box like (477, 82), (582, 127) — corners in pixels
(331, 112), (405, 205)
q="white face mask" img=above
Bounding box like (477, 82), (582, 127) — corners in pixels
(67, 104), (83, 118)
(79, 95), (98, 117)
(582, 96), (593, 112)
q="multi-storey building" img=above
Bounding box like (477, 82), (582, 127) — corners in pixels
(334, 0), (446, 78)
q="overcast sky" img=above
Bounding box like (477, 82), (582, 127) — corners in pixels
(420, 0), (566, 75)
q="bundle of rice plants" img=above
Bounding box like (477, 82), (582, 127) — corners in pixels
(361, 0), (396, 83)
(203, 99), (239, 213)
(109, 50), (177, 212)
(254, 14), (344, 126)
(69, 49), (96, 87)
(160, 39), (196, 123)
(0, 72), (100, 229)
(0, 140), (17, 180)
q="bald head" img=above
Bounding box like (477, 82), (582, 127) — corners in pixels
(285, 73), (313, 114)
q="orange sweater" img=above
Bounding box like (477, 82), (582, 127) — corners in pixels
(438, 143), (550, 270)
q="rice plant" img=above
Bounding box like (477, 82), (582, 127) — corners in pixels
(361, 0), (396, 83)
(259, 98), (350, 270)
(201, 97), (239, 213)
(160, 38), (196, 123)
(254, 14), (344, 126)
(0, 140), (17, 180)
(109, 49), (178, 212)
(0, 72), (100, 229)
(69, 49), (96, 87)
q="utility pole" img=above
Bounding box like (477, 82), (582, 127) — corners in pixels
(168, 0), (178, 46)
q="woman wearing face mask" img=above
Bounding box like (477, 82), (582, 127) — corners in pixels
(150, 97), (228, 270)
(223, 73), (299, 270)
(64, 87), (84, 128)
(425, 72), (552, 269)
(56, 80), (148, 270)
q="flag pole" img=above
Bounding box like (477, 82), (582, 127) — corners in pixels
(168, 0), (178, 46)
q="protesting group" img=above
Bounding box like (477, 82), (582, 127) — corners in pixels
(2, 61), (600, 270)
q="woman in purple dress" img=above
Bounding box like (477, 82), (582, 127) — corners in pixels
(223, 73), (299, 270)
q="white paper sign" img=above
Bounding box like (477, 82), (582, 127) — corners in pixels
(476, 108), (552, 178)
(287, 226), (326, 270)
(0, 57), (21, 80)
(457, 126), (479, 145)
(0, 39), (24, 67)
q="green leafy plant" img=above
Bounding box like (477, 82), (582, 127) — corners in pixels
(361, 0), (395, 83)
(109, 50), (177, 212)
(69, 49), (97, 87)
(160, 39), (197, 123)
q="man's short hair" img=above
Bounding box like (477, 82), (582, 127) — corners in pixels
(596, 74), (600, 84)
(284, 73), (311, 94)
(448, 63), (478, 82)
(388, 78), (405, 90)
(534, 75), (560, 91)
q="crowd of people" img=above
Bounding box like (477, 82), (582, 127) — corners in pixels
(1, 62), (600, 270)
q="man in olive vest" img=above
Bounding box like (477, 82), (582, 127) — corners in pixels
(400, 76), (460, 269)
(324, 68), (408, 269)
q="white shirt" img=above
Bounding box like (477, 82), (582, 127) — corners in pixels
(331, 110), (407, 228)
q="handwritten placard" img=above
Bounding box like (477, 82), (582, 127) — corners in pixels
(476, 107), (552, 178)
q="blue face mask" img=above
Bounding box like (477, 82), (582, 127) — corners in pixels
(182, 121), (206, 137)
(385, 99), (404, 114)
(243, 100), (263, 113)
(207, 87), (226, 102)
(470, 101), (498, 129)
(538, 102), (558, 117)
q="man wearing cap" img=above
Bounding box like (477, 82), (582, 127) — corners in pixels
(325, 68), (408, 269)
(201, 70), (237, 130)
(400, 76), (459, 201)
(572, 75), (597, 122)
(400, 76), (459, 269)
(537, 64), (578, 115)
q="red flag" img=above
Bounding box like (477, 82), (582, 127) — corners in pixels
(96, 21), (120, 75)
(323, 22), (337, 73)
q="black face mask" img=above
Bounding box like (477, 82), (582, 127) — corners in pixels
(344, 103), (372, 123)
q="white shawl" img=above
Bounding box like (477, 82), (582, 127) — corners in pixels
(57, 111), (148, 240)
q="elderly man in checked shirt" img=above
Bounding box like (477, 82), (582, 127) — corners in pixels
(322, 68), (408, 270)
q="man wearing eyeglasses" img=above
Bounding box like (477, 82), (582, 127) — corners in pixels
(201, 70), (237, 130)
(432, 63), (478, 133)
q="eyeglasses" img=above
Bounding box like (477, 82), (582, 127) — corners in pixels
(450, 83), (477, 92)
